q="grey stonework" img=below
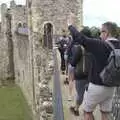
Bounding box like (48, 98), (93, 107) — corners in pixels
(31, 0), (83, 34)
(0, 0), (83, 119)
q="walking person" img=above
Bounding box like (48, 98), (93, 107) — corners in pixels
(67, 13), (120, 120)
(64, 40), (77, 101)
(64, 35), (73, 85)
(69, 28), (92, 116)
(56, 30), (70, 74)
(69, 44), (91, 116)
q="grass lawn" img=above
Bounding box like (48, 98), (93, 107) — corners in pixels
(0, 85), (33, 120)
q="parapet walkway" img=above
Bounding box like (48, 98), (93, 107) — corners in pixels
(60, 73), (101, 120)
(56, 49), (101, 120)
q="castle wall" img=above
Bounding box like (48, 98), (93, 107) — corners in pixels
(10, 5), (34, 108)
(1, 3), (8, 33)
(11, 5), (27, 34)
(31, 0), (83, 35)
(0, 33), (9, 84)
(28, 0), (83, 119)
(0, 0), (83, 119)
(0, 4), (13, 84)
(10, 5), (54, 120)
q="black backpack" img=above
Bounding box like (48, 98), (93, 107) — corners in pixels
(100, 41), (120, 87)
(74, 45), (91, 79)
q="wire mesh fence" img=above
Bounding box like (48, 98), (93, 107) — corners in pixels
(112, 87), (120, 120)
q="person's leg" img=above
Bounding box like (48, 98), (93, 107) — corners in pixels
(67, 74), (74, 100)
(75, 80), (87, 109)
(101, 111), (111, 120)
(74, 100), (80, 111)
(84, 112), (94, 120)
(65, 60), (68, 76)
(58, 49), (64, 72)
(70, 80), (87, 115)
(68, 79), (74, 100)
(58, 48), (65, 73)
(61, 51), (65, 73)
(68, 65), (75, 100)
(64, 62), (69, 85)
(83, 83), (115, 120)
(83, 90), (95, 120)
(83, 83), (103, 120)
(100, 91), (115, 120)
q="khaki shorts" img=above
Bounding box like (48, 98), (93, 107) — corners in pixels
(83, 83), (115, 112)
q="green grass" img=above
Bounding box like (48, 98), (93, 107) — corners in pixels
(0, 85), (33, 120)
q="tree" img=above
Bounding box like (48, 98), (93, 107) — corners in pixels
(90, 26), (100, 38)
(81, 26), (92, 37)
(117, 27), (120, 39)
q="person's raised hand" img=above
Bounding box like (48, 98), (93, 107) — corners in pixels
(67, 12), (75, 26)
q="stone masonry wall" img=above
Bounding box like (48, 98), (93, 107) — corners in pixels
(28, 0), (83, 119)
(10, 4), (34, 109)
(0, 33), (9, 85)
(0, 3), (14, 85)
(0, 0), (83, 119)
(31, 0), (83, 35)
(10, 3), (54, 119)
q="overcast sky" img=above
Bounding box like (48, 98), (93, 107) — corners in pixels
(83, 0), (120, 27)
(0, 0), (25, 6)
(0, 0), (120, 27)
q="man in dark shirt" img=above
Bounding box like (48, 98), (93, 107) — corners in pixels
(67, 13), (120, 120)
(56, 34), (70, 74)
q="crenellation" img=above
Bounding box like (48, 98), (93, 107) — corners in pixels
(10, 0), (16, 8)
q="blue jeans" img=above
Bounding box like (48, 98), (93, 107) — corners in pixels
(75, 79), (88, 105)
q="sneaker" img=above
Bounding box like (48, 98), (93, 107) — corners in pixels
(66, 77), (68, 81)
(64, 80), (69, 85)
(62, 71), (65, 75)
(70, 106), (79, 116)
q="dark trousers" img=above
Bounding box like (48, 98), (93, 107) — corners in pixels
(75, 79), (88, 105)
(59, 49), (66, 71)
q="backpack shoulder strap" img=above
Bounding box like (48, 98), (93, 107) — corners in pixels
(79, 45), (86, 72)
(106, 41), (115, 50)
(79, 45), (85, 55)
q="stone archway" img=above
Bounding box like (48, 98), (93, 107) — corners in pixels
(43, 23), (53, 49)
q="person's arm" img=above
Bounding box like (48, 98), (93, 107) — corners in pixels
(67, 13), (105, 55)
(68, 25), (106, 56)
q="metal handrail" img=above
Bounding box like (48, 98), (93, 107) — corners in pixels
(112, 87), (120, 120)
(53, 48), (64, 120)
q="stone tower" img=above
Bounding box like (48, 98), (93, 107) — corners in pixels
(10, 0), (16, 8)
(30, 0), (83, 33)
(28, 0), (83, 49)
(27, 1), (83, 116)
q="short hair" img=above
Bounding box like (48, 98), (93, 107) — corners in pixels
(102, 22), (118, 37)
